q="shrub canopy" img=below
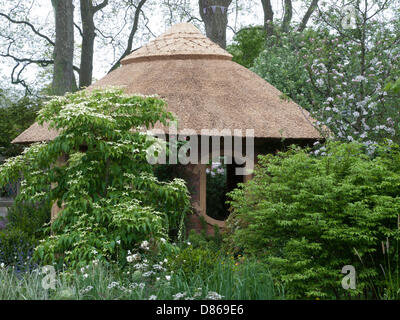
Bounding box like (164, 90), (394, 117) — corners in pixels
(226, 142), (400, 299)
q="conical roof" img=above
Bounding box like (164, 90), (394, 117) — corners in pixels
(121, 23), (232, 64)
(12, 23), (320, 144)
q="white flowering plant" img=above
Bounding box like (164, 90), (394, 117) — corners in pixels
(0, 89), (191, 269)
(252, 1), (400, 148)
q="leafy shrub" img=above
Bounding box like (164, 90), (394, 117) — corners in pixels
(0, 89), (191, 269)
(186, 228), (222, 251)
(6, 199), (51, 238)
(252, 30), (319, 113)
(167, 246), (221, 278)
(227, 26), (266, 69)
(0, 228), (36, 272)
(153, 164), (187, 183)
(0, 96), (41, 158)
(226, 142), (400, 299)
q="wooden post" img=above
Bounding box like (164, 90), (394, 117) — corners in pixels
(50, 154), (68, 223)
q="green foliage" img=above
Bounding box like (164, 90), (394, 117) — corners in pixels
(0, 228), (36, 268)
(226, 142), (400, 299)
(227, 26), (266, 68)
(0, 199), (50, 271)
(165, 257), (278, 300)
(0, 89), (191, 269)
(6, 199), (51, 239)
(0, 97), (41, 157)
(186, 225), (223, 251)
(152, 163), (188, 184)
(251, 30), (323, 112)
(167, 246), (221, 278)
(385, 78), (400, 96)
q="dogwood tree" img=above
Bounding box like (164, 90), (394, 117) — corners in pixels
(0, 89), (190, 268)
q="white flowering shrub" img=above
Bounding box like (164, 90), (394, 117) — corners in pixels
(0, 89), (191, 269)
(252, 1), (400, 147)
(300, 21), (400, 145)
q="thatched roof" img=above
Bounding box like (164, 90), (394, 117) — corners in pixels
(12, 23), (320, 144)
(121, 23), (232, 64)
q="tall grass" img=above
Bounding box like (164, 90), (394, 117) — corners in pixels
(156, 259), (280, 300)
(0, 258), (281, 300)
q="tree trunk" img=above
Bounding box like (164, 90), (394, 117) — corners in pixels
(79, 1), (95, 88)
(51, 0), (75, 96)
(281, 0), (293, 33)
(79, 0), (108, 88)
(261, 0), (274, 37)
(199, 0), (232, 49)
(298, 0), (319, 32)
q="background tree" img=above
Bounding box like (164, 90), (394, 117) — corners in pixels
(261, 0), (274, 36)
(79, 0), (109, 88)
(252, 0), (400, 146)
(51, 0), (75, 95)
(0, 0), (155, 95)
(227, 26), (265, 68)
(298, 0), (319, 32)
(108, 0), (149, 73)
(260, 0), (319, 36)
(199, 0), (233, 48)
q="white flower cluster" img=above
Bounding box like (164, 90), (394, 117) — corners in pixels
(152, 263), (166, 272)
(129, 282), (146, 290)
(80, 286), (93, 295)
(173, 292), (187, 300)
(107, 281), (135, 294)
(205, 291), (224, 300)
(142, 271), (156, 277)
(140, 240), (150, 251)
(126, 253), (141, 263)
(107, 282), (120, 289)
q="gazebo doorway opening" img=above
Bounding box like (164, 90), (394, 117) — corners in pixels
(205, 156), (245, 222)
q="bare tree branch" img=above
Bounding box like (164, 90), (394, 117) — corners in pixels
(108, 0), (148, 73)
(93, 0), (109, 13)
(0, 12), (55, 46)
(11, 62), (32, 95)
(298, 0), (319, 32)
(140, 10), (157, 38)
(74, 22), (84, 38)
(1, 40), (53, 67)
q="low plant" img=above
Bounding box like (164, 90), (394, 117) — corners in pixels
(0, 228), (37, 272)
(166, 246), (222, 278)
(6, 199), (51, 238)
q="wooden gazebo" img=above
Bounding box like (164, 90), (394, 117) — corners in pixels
(13, 23), (321, 231)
